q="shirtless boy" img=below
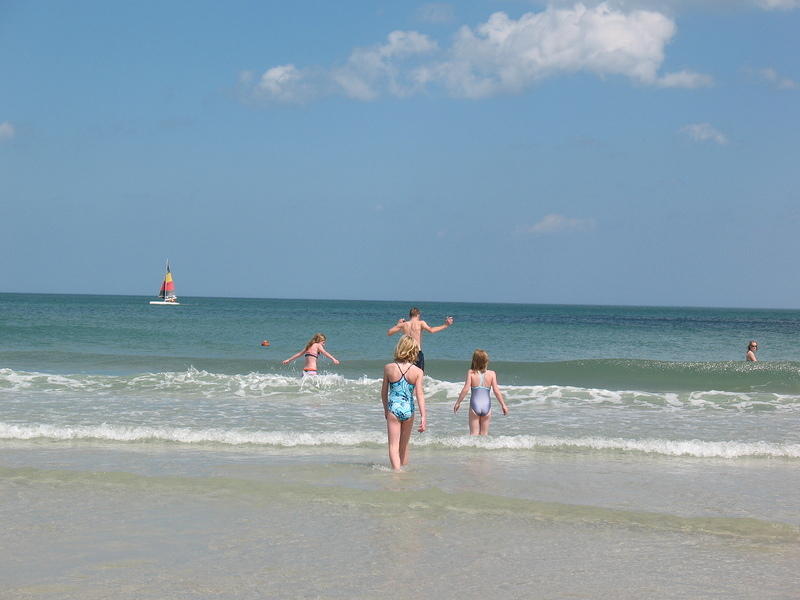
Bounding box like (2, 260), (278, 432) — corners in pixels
(387, 307), (454, 372)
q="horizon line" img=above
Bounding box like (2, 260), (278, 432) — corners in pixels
(0, 290), (797, 312)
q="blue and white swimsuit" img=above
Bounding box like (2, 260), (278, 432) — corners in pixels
(387, 363), (415, 421)
(469, 371), (492, 416)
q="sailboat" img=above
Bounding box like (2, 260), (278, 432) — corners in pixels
(149, 261), (180, 305)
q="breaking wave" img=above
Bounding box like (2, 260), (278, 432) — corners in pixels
(1, 422), (797, 459)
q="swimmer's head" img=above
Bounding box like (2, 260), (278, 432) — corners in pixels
(470, 349), (489, 372)
(409, 307), (421, 318)
(306, 333), (327, 349)
(394, 335), (419, 363)
(748, 340), (758, 351)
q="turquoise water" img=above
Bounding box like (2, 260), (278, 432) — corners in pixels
(2, 292), (799, 455)
(1, 293), (798, 598)
(3, 292), (800, 382)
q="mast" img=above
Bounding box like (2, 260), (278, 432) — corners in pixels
(158, 260), (172, 299)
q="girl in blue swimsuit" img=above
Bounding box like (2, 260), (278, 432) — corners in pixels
(453, 349), (509, 435)
(282, 333), (340, 376)
(381, 335), (426, 471)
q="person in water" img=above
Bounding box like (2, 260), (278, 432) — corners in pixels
(282, 333), (340, 375)
(746, 340), (758, 362)
(386, 307), (453, 372)
(453, 349), (509, 435)
(381, 335), (426, 471)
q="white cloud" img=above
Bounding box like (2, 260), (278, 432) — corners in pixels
(242, 3), (711, 104)
(656, 69), (713, 88)
(0, 121), (14, 141)
(755, 0), (800, 9)
(243, 31), (438, 103)
(746, 66), (799, 90)
(331, 30), (438, 100)
(432, 5), (707, 98)
(680, 122), (728, 145)
(525, 214), (596, 234)
(546, 0), (799, 11)
(242, 64), (320, 104)
(417, 3), (455, 24)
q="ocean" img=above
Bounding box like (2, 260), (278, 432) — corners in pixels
(1, 293), (798, 599)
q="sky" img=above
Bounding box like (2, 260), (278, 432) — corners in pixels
(1, 0), (798, 307)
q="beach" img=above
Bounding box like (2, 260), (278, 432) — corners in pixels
(1, 294), (799, 599)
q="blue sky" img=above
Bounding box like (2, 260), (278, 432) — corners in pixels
(1, 0), (798, 307)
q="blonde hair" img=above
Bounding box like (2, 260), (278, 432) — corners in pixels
(470, 349), (489, 372)
(394, 335), (420, 363)
(305, 333), (326, 351)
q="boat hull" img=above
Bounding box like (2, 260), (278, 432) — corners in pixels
(149, 301), (181, 305)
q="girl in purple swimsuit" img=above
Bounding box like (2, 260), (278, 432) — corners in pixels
(453, 349), (509, 435)
(282, 333), (340, 376)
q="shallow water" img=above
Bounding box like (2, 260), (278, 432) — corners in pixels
(1, 294), (798, 598)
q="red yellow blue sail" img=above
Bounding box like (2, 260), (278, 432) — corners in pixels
(158, 263), (176, 299)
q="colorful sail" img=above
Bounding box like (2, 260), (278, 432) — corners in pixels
(158, 263), (176, 299)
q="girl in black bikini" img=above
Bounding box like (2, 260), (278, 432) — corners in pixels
(282, 333), (340, 375)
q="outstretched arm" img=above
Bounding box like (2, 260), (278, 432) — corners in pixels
(453, 371), (471, 413)
(422, 316), (454, 334)
(387, 318), (406, 336)
(282, 349), (303, 364)
(491, 372), (509, 415)
(320, 347), (340, 365)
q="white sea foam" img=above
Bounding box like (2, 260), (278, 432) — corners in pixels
(0, 367), (381, 397)
(1, 422), (797, 459)
(425, 435), (800, 458)
(0, 422), (384, 447)
(2, 367), (799, 411)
